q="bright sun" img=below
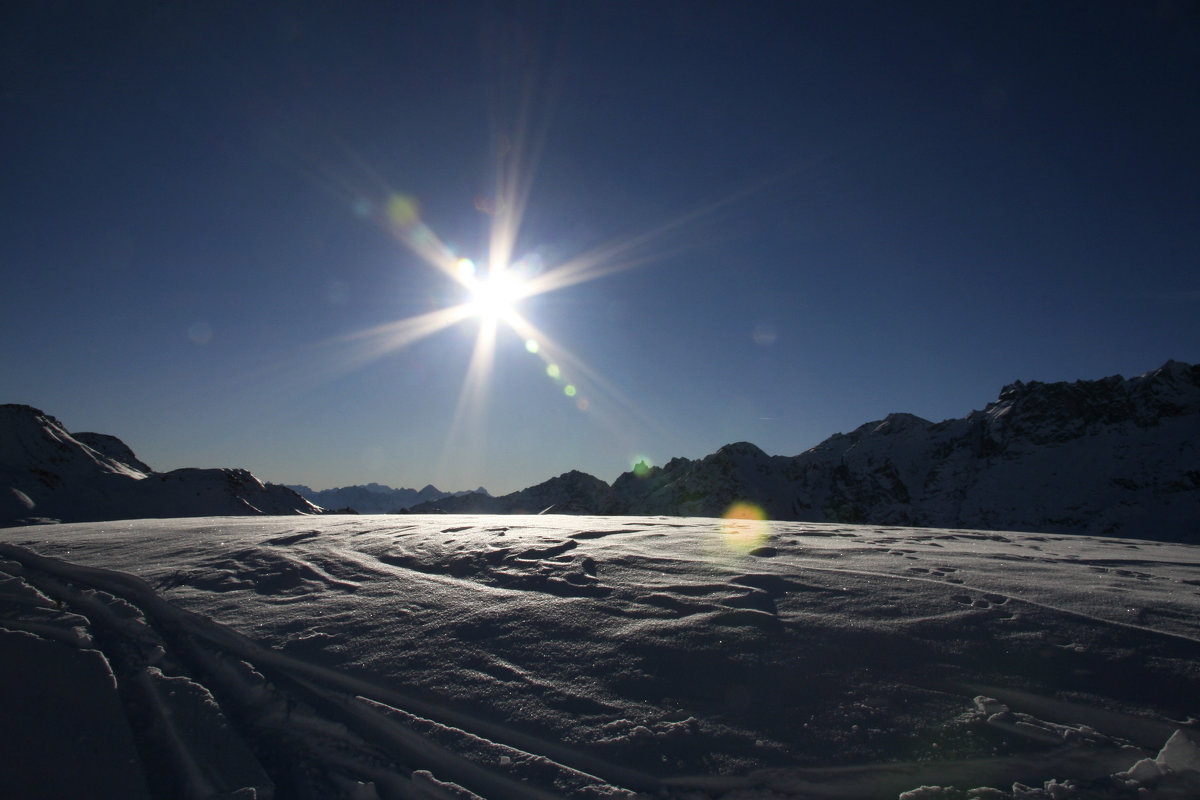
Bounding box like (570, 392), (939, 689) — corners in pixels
(459, 258), (523, 321)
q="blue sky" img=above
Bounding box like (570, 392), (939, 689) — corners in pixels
(3, 2), (1197, 495)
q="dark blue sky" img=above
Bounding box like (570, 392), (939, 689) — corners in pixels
(3, 2), (1197, 494)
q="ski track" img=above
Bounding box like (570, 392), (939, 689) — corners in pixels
(0, 541), (654, 800)
(2, 516), (1199, 799)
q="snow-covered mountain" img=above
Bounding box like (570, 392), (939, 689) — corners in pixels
(613, 360), (1198, 541)
(287, 482), (489, 513)
(0, 405), (319, 525)
(6, 360), (1195, 538)
(409, 470), (611, 515)
(417, 361), (1200, 543)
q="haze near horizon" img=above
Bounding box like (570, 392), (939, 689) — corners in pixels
(2, 2), (1197, 494)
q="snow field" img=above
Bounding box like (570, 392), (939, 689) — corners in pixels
(1, 515), (1198, 799)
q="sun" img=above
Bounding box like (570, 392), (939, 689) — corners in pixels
(458, 258), (524, 322)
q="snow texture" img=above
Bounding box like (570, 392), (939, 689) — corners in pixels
(2, 514), (1198, 799)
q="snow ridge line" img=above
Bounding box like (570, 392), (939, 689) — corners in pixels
(785, 560), (1200, 646)
(0, 542), (660, 798)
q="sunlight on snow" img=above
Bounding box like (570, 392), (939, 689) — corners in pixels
(5, 516), (1198, 797)
(719, 500), (771, 554)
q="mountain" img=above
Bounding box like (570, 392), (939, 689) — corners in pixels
(415, 361), (1200, 543)
(619, 360), (1199, 540)
(286, 483), (490, 513)
(408, 470), (613, 515)
(6, 360), (1195, 538)
(0, 405), (320, 526)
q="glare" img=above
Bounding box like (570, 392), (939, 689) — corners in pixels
(465, 267), (523, 321)
(279, 40), (801, 487)
(719, 501), (771, 555)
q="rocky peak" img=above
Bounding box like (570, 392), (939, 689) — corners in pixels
(980, 361), (1200, 447)
(871, 413), (933, 436)
(714, 442), (768, 459)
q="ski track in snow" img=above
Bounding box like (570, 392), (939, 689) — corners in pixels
(2, 515), (1199, 799)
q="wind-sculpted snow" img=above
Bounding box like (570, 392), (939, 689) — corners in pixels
(1, 515), (1199, 798)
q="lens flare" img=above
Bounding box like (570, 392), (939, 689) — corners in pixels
(275, 38), (807, 492)
(387, 194), (420, 229)
(187, 322), (213, 345)
(720, 501), (770, 554)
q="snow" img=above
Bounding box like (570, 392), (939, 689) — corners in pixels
(1, 514), (1198, 799)
(0, 405), (320, 525)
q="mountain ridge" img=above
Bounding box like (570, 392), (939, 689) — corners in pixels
(285, 483), (490, 514)
(1, 405), (319, 525)
(4, 360), (1196, 540)
(410, 361), (1199, 542)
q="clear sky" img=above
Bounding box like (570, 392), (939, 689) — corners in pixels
(3, 2), (1197, 495)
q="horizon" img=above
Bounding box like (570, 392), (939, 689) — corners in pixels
(3, 4), (1197, 496)
(288, 355), (1192, 495)
(11, 355), (1188, 500)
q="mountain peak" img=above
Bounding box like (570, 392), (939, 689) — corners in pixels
(713, 442), (768, 459)
(1, 407), (317, 524)
(0, 404), (146, 479)
(604, 361), (1198, 540)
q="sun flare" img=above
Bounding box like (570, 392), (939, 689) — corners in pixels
(459, 258), (524, 322)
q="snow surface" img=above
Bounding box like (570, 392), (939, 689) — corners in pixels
(2, 515), (1198, 799)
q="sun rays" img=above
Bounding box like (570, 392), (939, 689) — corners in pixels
(276, 124), (792, 491)
(264, 21), (813, 489)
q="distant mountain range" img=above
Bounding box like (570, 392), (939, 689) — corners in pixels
(285, 483), (489, 514)
(0, 405), (318, 526)
(3, 361), (1196, 541)
(408, 361), (1199, 543)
